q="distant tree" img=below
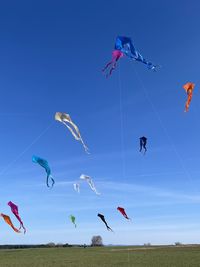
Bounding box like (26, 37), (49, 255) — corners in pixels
(56, 243), (63, 247)
(46, 242), (56, 247)
(144, 243), (151, 247)
(175, 242), (182, 246)
(91, 236), (103, 246)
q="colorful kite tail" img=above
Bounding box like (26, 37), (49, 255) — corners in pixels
(185, 99), (191, 112)
(105, 63), (117, 78)
(102, 61), (113, 72)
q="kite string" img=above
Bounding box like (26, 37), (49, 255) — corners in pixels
(0, 122), (53, 176)
(118, 63), (126, 181)
(118, 64), (131, 267)
(132, 66), (192, 182)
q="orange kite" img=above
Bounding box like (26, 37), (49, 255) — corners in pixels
(183, 82), (195, 112)
(0, 213), (21, 233)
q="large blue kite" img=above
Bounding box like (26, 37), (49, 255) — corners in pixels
(102, 36), (157, 77)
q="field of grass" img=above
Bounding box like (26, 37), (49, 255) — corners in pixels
(0, 245), (200, 267)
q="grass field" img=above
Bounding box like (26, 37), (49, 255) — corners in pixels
(0, 246), (200, 267)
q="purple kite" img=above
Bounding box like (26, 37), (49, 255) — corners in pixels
(8, 201), (26, 234)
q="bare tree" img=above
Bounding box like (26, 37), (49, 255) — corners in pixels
(46, 242), (56, 247)
(144, 243), (151, 247)
(91, 235), (103, 246)
(175, 242), (182, 246)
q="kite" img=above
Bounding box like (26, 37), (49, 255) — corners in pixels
(183, 82), (195, 112)
(32, 155), (55, 188)
(73, 183), (80, 193)
(139, 136), (147, 154)
(80, 174), (100, 195)
(103, 36), (157, 77)
(55, 112), (89, 153)
(97, 213), (113, 232)
(8, 201), (26, 233)
(117, 207), (130, 220)
(70, 215), (77, 228)
(0, 213), (21, 233)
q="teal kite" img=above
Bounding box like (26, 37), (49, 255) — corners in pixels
(32, 155), (55, 187)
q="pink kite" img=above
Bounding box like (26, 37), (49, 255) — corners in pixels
(102, 50), (124, 77)
(8, 201), (26, 234)
(117, 207), (130, 220)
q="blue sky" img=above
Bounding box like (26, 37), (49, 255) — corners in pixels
(0, 0), (200, 245)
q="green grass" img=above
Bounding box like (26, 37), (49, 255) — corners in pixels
(0, 246), (200, 267)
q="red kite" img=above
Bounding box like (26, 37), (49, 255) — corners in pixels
(183, 82), (195, 112)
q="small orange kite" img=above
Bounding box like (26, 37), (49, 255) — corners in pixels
(183, 82), (195, 112)
(0, 213), (21, 233)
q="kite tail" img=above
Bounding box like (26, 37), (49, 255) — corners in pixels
(47, 175), (55, 188)
(105, 62), (117, 78)
(139, 148), (144, 154)
(19, 223), (26, 234)
(102, 61), (113, 72)
(62, 121), (89, 153)
(104, 221), (113, 232)
(91, 187), (100, 195)
(146, 63), (158, 71)
(95, 190), (101, 195)
(129, 54), (158, 71)
(22, 225), (26, 234)
(147, 63), (161, 71)
(107, 226), (114, 232)
(185, 104), (189, 112)
(139, 144), (142, 152)
(184, 101), (189, 112)
(73, 183), (80, 193)
(93, 186), (100, 195)
(80, 139), (90, 154)
(185, 94), (192, 112)
(120, 212), (130, 220)
(15, 215), (26, 234)
(88, 180), (100, 195)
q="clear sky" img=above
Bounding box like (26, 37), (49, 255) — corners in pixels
(0, 0), (200, 245)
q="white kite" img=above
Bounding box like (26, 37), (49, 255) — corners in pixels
(55, 112), (89, 153)
(80, 174), (100, 195)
